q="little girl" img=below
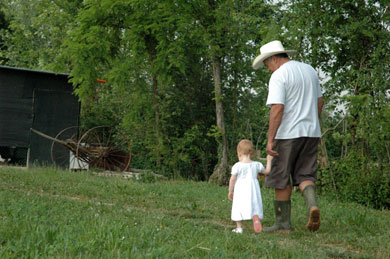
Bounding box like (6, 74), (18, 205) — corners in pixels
(228, 139), (273, 234)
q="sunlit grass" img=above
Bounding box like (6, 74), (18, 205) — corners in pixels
(0, 167), (389, 258)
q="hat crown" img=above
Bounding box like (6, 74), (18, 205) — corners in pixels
(252, 40), (296, 70)
(260, 40), (286, 55)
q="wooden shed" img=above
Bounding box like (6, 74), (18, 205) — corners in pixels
(0, 65), (80, 167)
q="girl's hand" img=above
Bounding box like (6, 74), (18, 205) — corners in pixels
(228, 191), (234, 201)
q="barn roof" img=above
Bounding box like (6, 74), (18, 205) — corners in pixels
(0, 65), (69, 77)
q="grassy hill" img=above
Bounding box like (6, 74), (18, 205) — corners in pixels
(1, 167), (389, 258)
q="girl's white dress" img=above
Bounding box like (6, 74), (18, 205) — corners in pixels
(231, 161), (264, 221)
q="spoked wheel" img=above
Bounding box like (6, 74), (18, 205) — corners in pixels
(51, 126), (88, 170)
(76, 126), (132, 172)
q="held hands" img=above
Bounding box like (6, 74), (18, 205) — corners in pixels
(266, 141), (279, 156)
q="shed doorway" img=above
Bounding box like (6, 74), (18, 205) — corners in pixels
(29, 89), (79, 167)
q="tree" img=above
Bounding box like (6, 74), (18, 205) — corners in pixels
(58, 0), (220, 178)
(0, 0), (274, 182)
(0, 0), (82, 69)
(177, 0), (272, 185)
(0, 3), (9, 64)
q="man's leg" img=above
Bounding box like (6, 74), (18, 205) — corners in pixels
(293, 138), (321, 232)
(300, 180), (320, 231)
(264, 138), (295, 232)
(264, 185), (292, 232)
(299, 180), (314, 192)
(276, 184), (292, 201)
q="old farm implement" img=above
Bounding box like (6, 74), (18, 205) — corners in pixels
(30, 126), (131, 172)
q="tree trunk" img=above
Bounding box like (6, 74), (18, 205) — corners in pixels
(318, 120), (329, 168)
(151, 70), (161, 167)
(318, 138), (329, 168)
(208, 55), (229, 185)
(146, 35), (161, 167)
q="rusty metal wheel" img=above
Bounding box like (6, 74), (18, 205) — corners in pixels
(50, 126), (88, 170)
(76, 126), (131, 172)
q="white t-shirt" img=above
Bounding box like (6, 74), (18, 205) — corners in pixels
(266, 60), (322, 139)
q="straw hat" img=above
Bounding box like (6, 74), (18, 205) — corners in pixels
(252, 40), (296, 70)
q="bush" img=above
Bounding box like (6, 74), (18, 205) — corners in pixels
(318, 152), (390, 209)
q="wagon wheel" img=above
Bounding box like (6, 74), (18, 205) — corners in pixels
(51, 126), (88, 170)
(76, 126), (132, 172)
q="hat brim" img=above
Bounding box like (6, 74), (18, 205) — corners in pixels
(252, 50), (296, 70)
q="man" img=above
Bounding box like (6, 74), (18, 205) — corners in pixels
(253, 40), (324, 232)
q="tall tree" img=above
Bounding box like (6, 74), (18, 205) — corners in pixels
(177, 0), (272, 184)
(59, 0), (219, 177)
(1, 0), (274, 181)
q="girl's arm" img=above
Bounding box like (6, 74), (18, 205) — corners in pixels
(262, 155), (274, 175)
(228, 175), (237, 200)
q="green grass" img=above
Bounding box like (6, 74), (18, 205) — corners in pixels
(1, 167), (389, 258)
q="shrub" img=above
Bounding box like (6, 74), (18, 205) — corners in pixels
(318, 152), (390, 209)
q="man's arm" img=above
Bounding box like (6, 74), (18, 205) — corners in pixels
(317, 97), (324, 118)
(266, 104), (284, 156)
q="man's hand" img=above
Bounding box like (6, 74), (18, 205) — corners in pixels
(266, 141), (279, 156)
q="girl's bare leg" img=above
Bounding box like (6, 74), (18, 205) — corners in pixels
(253, 215), (263, 233)
(236, 221), (243, 229)
(232, 221), (243, 233)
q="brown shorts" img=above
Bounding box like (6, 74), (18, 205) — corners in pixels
(264, 137), (320, 189)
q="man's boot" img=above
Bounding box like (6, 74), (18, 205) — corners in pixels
(302, 185), (320, 231)
(263, 200), (291, 232)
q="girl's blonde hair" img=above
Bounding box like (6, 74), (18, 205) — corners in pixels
(237, 139), (254, 156)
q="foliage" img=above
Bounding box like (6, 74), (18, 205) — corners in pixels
(54, 0), (274, 181)
(170, 0), (274, 184)
(54, 0), (223, 179)
(0, 0), (273, 182)
(318, 152), (390, 209)
(0, 0), (82, 69)
(1, 167), (390, 258)
(0, 3), (9, 64)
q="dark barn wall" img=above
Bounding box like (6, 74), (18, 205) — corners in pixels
(0, 66), (80, 167)
(0, 67), (32, 147)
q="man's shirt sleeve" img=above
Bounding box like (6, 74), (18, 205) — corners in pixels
(266, 73), (285, 107)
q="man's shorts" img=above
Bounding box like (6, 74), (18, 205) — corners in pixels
(264, 137), (320, 189)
